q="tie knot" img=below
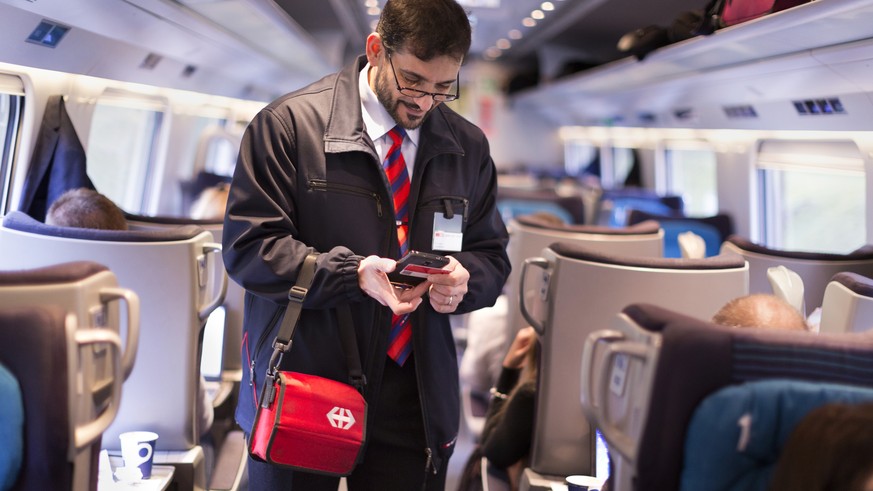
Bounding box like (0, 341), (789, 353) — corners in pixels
(388, 125), (407, 145)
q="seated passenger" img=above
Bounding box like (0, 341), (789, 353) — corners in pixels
(44, 188), (215, 440)
(768, 402), (873, 491)
(712, 294), (809, 331)
(190, 183), (229, 221)
(459, 326), (538, 491)
(459, 211), (565, 395)
(45, 188), (128, 230)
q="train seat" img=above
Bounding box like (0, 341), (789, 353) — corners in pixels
(518, 242), (747, 480)
(0, 211), (227, 491)
(0, 361), (23, 491)
(581, 303), (873, 491)
(0, 261), (138, 491)
(496, 187), (587, 224)
(680, 379), (873, 491)
(721, 235), (873, 314)
(0, 305), (122, 491)
(819, 272), (873, 334)
(504, 214), (664, 344)
(595, 189), (683, 227)
(123, 212), (247, 489)
(125, 213), (243, 395)
(627, 209), (735, 258)
(460, 216), (664, 440)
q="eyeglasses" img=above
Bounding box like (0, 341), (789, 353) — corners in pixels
(386, 52), (460, 103)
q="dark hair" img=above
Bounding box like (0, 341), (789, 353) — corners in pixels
(769, 402), (873, 491)
(377, 0), (472, 61)
(45, 188), (128, 231)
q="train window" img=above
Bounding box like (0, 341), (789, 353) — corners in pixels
(86, 94), (165, 214)
(0, 75), (24, 216)
(663, 141), (718, 217)
(611, 146), (637, 188)
(758, 140), (865, 253)
(196, 124), (238, 178)
(564, 139), (598, 177)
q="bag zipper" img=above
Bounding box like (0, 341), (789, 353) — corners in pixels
(309, 179), (383, 217)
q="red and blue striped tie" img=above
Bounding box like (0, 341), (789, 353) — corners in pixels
(384, 126), (413, 365)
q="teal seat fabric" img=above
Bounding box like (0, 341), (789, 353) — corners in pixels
(0, 361), (23, 490)
(680, 379), (873, 491)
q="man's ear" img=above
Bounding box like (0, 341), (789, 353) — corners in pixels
(365, 33), (383, 66)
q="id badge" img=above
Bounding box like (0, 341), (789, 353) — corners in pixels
(432, 212), (463, 252)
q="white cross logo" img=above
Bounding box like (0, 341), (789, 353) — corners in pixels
(327, 406), (356, 430)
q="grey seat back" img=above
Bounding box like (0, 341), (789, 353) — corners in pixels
(0, 305), (122, 491)
(0, 211), (225, 451)
(520, 242), (747, 477)
(722, 236), (873, 312)
(581, 303), (873, 491)
(820, 272), (873, 333)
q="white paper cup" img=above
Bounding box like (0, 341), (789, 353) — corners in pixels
(566, 474), (602, 491)
(119, 431), (158, 479)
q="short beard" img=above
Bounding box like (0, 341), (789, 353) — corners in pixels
(375, 68), (427, 131)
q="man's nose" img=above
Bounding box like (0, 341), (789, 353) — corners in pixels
(408, 92), (436, 110)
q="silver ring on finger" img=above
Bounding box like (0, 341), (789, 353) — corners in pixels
(447, 295), (454, 306)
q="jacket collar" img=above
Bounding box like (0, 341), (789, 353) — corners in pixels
(324, 55), (464, 164)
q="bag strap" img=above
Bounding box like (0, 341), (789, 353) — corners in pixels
(264, 253), (366, 397)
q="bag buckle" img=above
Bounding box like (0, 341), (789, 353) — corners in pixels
(267, 345), (286, 376)
(288, 285), (307, 303)
(260, 372), (277, 408)
(350, 373), (367, 392)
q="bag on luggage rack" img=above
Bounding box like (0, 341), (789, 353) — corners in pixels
(248, 254), (367, 476)
(705, 0), (811, 29)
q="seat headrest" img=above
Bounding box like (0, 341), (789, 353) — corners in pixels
(3, 211), (205, 242)
(550, 241), (746, 270)
(0, 261), (108, 286)
(726, 235), (873, 261)
(517, 215), (660, 235)
(123, 212), (223, 227)
(830, 272), (873, 297)
(628, 209), (735, 241)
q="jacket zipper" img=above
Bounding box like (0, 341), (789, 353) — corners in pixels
(249, 307), (285, 395)
(309, 179), (383, 217)
(413, 312), (439, 479)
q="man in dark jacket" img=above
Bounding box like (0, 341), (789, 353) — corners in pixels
(222, 0), (510, 489)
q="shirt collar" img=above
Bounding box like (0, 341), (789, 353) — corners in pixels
(359, 63), (420, 147)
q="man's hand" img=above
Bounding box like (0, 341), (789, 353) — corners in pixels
(427, 255), (470, 314)
(358, 255), (429, 315)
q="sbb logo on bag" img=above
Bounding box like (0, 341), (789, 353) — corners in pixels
(327, 406), (356, 429)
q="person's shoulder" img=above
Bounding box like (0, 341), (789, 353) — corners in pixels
(261, 71), (340, 115)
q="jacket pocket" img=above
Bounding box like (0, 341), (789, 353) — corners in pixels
(415, 196), (469, 252)
(308, 179), (383, 218)
(417, 195), (469, 224)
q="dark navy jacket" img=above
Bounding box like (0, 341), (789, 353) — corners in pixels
(223, 56), (510, 471)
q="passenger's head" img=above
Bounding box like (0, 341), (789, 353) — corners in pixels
(367, 0), (470, 130)
(190, 183), (229, 220)
(712, 293), (808, 331)
(45, 188), (128, 231)
(769, 402), (873, 491)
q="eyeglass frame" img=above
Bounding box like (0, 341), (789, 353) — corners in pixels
(385, 51), (460, 103)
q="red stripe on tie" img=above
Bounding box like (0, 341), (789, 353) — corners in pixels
(384, 125), (413, 365)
